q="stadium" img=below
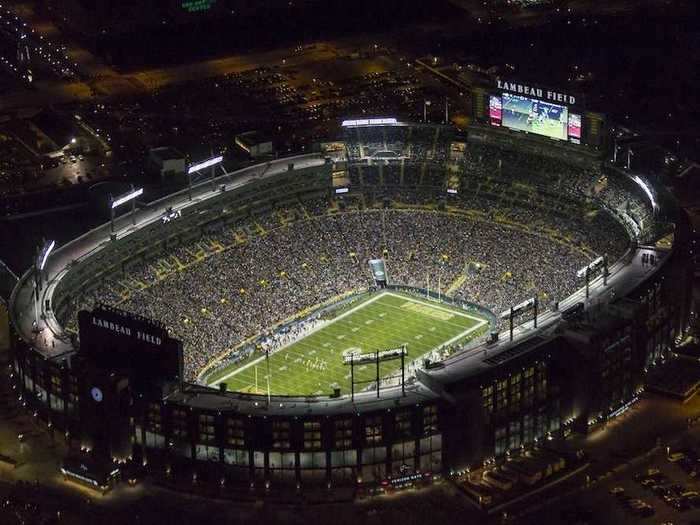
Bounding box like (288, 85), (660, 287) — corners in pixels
(7, 97), (693, 499)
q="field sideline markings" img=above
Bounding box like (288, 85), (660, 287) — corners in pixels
(212, 291), (488, 389)
(382, 291), (486, 323)
(211, 292), (388, 386)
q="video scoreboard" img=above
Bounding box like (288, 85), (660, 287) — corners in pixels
(473, 78), (603, 148)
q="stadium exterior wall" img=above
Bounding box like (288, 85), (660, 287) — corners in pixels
(6, 147), (694, 495)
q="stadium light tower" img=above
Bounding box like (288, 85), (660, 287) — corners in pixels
(187, 155), (224, 201)
(33, 239), (55, 332)
(577, 256), (608, 299)
(500, 297), (538, 342)
(109, 185), (143, 235)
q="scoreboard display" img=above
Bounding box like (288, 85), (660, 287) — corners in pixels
(476, 79), (599, 147)
(501, 93), (568, 141)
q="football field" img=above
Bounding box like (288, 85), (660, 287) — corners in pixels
(209, 291), (488, 396)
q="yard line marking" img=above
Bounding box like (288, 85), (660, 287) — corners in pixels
(211, 291), (488, 389)
(382, 291), (486, 323)
(212, 292), (388, 386)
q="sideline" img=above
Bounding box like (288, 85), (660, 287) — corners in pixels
(211, 292), (387, 386)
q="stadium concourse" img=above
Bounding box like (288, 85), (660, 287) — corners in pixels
(46, 123), (658, 394)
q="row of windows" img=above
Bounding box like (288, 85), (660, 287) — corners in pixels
(482, 363), (547, 418)
(494, 410), (559, 456)
(137, 427), (441, 475)
(140, 409), (438, 450)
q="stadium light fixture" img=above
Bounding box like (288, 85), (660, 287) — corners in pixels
(188, 156), (223, 175)
(500, 296), (539, 341)
(341, 118), (397, 127)
(110, 186), (143, 234)
(186, 155), (224, 201)
(33, 239), (55, 334)
(111, 188), (143, 209)
(38, 240), (55, 271)
(577, 256), (609, 299)
(576, 256), (605, 278)
(632, 175), (658, 212)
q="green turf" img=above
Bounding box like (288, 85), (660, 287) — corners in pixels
(209, 291), (488, 396)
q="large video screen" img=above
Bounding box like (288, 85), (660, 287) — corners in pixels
(567, 113), (582, 144)
(501, 93), (568, 141)
(489, 95), (502, 126)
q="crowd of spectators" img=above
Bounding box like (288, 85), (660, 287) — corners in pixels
(59, 200), (628, 380)
(54, 136), (658, 382)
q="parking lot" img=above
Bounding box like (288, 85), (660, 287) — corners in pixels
(532, 445), (700, 525)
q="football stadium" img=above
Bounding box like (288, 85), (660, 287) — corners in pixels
(7, 83), (693, 501)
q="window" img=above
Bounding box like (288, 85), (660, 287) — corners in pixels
(364, 416), (383, 445)
(331, 449), (357, 468)
(523, 414), (534, 445)
(49, 394), (64, 413)
(196, 444), (220, 462)
(394, 410), (412, 438)
(536, 406), (547, 438)
(226, 418), (245, 447)
(272, 420), (290, 450)
(537, 362), (548, 401)
(50, 375), (63, 396)
(334, 418), (353, 449)
(482, 385), (494, 416)
(392, 440), (415, 461)
(423, 405), (438, 434)
(300, 451), (326, 469)
(508, 420), (521, 449)
(304, 421), (322, 450)
(510, 374), (521, 414)
(198, 414), (216, 444)
(66, 375), (79, 416)
(145, 431), (165, 449)
(496, 379), (508, 412)
(147, 403), (162, 433)
(171, 408), (189, 439)
(523, 367), (535, 408)
(223, 448), (248, 466)
(495, 426), (507, 456)
(419, 434), (442, 455)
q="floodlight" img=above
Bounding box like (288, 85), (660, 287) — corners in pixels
(188, 156), (223, 174)
(111, 188), (143, 209)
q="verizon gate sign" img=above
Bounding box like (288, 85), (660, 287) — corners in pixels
(496, 79), (577, 106)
